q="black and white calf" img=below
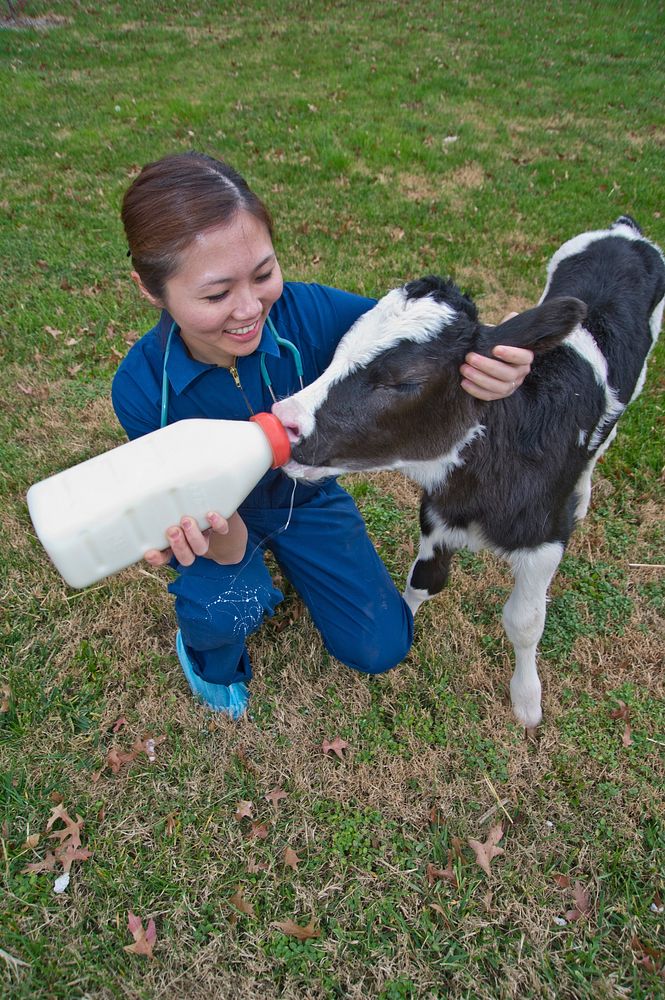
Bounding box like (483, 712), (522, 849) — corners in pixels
(273, 217), (665, 728)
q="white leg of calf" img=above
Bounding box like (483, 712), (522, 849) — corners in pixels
(403, 582), (429, 616)
(403, 557), (431, 616)
(503, 542), (564, 728)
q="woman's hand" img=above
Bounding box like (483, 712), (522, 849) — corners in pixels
(144, 511), (248, 568)
(460, 312), (534, 401)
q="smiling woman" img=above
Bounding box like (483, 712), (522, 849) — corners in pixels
(110, 150), (533, 720)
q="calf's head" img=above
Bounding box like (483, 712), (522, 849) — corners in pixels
(272, 277), (585, 482)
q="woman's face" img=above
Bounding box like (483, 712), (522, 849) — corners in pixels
(134, 210), (283, 367)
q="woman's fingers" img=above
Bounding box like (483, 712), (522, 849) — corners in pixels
(461, 345), (534, 400)
(144, 513), (231, 567)
(144, 546), (173, 567)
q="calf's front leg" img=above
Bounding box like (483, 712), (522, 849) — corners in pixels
(502, 542), (564, 728)
(403, 539), (455, 616)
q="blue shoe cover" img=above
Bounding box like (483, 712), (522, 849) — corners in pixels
(175, 630), (249, 719)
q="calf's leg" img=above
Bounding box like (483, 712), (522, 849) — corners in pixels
(503, 542), (564, 728)
(403, 542), (455, 616)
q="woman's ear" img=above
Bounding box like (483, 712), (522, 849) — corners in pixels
(131, 270), (163, 309)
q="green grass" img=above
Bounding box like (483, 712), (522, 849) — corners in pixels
(1, 1), (664, 997)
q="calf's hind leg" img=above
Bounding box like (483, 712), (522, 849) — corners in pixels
(503, 542), (564, 728)
(403, 540), (455, 617)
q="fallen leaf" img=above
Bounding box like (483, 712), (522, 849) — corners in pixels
(565, 881), (591, 922)
(22, 804), (91, 891)
(468, 823), (505, 876)
(553, 874), (571, 889)
(234, 800), (254, 822)
(246, 821), (270, 841)
(609, 701), (634, 747)
(1, 685), (10, 712)
(124, 912), (157, 959)
(631, 936), (665, 977)
(273, 918), (320, 941)
(23, 834), (40, 850)
(22, 851), (58, 873)
(228, 886), (255, 917)
(265, 786), (288, 810)
(283, 847), (301, 871)
(450, 836), (464, 859)
(322, 736), (349, 760)
(426, 852), (457, 888)
(44, 325), (62, 338)
(247, 858), (270, 873)
(165, 813), (177, 837)
(112, 717), (128, 733)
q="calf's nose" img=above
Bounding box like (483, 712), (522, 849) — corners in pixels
(272, 400), (304, 445)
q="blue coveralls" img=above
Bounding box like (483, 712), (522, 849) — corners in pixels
(111, 282), (414, 687)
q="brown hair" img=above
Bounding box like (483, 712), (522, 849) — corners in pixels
(121, 151), (274, 299)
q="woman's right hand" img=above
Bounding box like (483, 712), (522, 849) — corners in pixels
(144, 511), (248, 567)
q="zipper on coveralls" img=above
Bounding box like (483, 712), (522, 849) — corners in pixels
(227, 358), (255, 416)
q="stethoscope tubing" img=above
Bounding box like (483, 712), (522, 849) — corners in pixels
(160, 314), (304, 428)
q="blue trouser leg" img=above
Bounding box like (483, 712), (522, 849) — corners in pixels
(268, 483), (414, 674)
(167, 531), (283, 685)
(168, 482), (413, 686)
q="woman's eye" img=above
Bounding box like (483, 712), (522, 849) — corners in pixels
(206, 291), (228, 302)
(255, 270), (274, 283)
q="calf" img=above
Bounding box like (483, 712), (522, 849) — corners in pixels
(273, 217), (665, 728)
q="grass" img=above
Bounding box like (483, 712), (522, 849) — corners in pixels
(1, 1), (664, 997)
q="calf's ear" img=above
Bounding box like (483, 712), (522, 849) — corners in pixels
(477, 296), (587, 355)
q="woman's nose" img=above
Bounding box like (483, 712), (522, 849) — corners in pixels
(230, 287), (262, 320)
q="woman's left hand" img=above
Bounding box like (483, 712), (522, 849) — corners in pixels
(460, 344), (534, 401)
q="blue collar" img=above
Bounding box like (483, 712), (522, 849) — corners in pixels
(159, 309), (282, 396)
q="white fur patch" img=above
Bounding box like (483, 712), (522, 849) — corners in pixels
(563, 326), (624, 451)
(277, 288), (456, 434)
(538, 223), (665, 304)
(397, 423), (485, 491)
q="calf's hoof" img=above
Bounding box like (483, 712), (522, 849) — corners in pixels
(510, 685), (543, 730)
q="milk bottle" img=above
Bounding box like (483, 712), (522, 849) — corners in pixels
(27, 413), (291, 589)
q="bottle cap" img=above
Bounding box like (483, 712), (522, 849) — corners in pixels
(249, 412), (292, 468)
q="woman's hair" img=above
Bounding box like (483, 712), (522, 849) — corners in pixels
(122, 151), (274, 299)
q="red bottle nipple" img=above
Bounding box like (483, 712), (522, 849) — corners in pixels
(249, 412), (292, 469)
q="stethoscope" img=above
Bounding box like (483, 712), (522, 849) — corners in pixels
(160, 314), (304, 428)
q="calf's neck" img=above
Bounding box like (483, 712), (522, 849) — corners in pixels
(273, 217), (665, 727)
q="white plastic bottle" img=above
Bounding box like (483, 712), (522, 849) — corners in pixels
(27, 413), (291, 589)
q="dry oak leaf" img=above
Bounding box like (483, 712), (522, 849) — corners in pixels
(1, 685), (10, 713)
(565, 881), (592, 922)
(468, 823), (505, 876)
(426, 851), (458, 888)
(228, 886), (255, 917)
(124, 912), (157, 959)
(609, 701), (633, 747)
(246, 821), (270, 841)
(265, 786), (289, 810)
(322, 736), (349, 760)
(273, 918), (320, 941)
(247, 858), (270, 874)
(234, 800), (254, 822)
(283, 847), (301, 871)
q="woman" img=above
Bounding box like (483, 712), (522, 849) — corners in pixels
(112, 152), (533, 718)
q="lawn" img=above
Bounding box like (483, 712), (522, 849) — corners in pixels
(1, 1), (663, 998)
